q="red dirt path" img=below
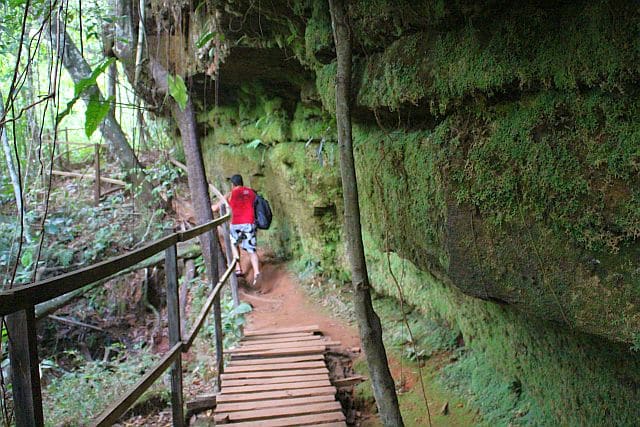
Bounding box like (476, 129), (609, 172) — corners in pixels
(238, 260), (361, 350)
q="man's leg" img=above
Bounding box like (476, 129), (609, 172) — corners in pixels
(249, 252), (260, 276)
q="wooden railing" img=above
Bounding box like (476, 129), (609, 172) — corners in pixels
(2, 214), (236, 426)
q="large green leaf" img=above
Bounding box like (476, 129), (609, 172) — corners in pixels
(168, 73), (188, 111)
(56, 57), (115, 126)
(196, 31), (215, 49)
(85, 93), (113, 137)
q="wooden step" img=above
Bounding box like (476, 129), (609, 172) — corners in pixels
(221, 367), (328, 380)
(244, 325), (320, 336)
(224, 411), (346, 426)
(239, 335), (323, 345)
(229, 341), (339, 353)
(221, 380), (332, 395)
(215, 395), (336, 413)
(225, 361), (327, 373)
(216, 386), (337, 404)
(215, 401), (342, 423)
(243, 332), (315, 341)
(222, 374), (329, 387)
(227, 355), (324, 366)
(230, 346), (326, 359)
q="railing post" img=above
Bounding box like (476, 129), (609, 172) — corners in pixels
(94, 143), (100, 206)
(164, 231), (184, 427)
(220, 204), (239, 307)
(211, 233), (224, 392)
(7, 306), (44, 426)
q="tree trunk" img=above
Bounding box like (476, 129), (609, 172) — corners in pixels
(149, 58), (224, 378)
(170, 97), (220, 284)
(49, 19), (151, 196)
(328, 1), (404, 425)
(0, 94), (24, 236)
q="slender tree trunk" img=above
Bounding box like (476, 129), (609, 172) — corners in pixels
(0, 95), (24, 232)
(133, 0), (147, 150)
(49, 19), (152, 197)
(328, 1), (404, 425)
(150, 58), (224, 378)
(171, 98), (220, 283)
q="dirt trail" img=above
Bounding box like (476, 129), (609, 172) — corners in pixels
(238, 259), (361, 350)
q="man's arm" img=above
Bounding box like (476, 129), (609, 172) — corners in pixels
(211, 192), (231, 213)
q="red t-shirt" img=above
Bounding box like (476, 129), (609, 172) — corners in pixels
(229, 186), (256, 224)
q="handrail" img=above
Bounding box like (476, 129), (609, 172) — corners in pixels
(183, 258), (237, 350)
(4, 211), (237, 427)
(92, 342), (183, 427)
(0, 214), (229, 317)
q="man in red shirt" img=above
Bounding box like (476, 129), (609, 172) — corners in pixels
(213, 174), (260, 285)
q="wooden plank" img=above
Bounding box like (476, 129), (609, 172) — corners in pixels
(222, 374), (329, 387)
(238, 335), (324, 345)
(225, 411), (345, 427)
(229, 346), (326, 358)
(92, 342), (182, 426)
(216, 386), (337, 404)
(244, 325), (320, 336)
(244, 332), (314, 341)
(165, 242), (184, 427)
(227, 354), (323, 366)
(216, 395), (335, 413)
(221, 367), (328, 380)
(215, 401), (342, 423)
(183, 261), (235, 350)
(186, 394), (216, 414)
(7, 306), (44, 426)
(225, 361), (327, 373)
(0, 217), (231, 318)
(229, 341), (339, 353)
(221, 380), (332, 394)
(312, 423), (347, 427)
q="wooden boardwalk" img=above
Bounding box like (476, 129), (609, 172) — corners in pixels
(213, 325), (347, 426)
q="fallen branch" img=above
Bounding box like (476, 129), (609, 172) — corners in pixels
(48, 314), (104, 332)
(333, 376), (367, 387)
(186, 394), (216, 418)
(51, 170), (126, 186)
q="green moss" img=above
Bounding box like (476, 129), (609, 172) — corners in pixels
(290, 103), (332, 142)
(343, 1), (640, 113)
(362, 233), (640, 425)
(303, 0), (333, 67)
(354, 125), (448, 271)
(199, 83), (290, 145)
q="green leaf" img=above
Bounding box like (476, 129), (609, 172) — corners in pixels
(20, 249), (33, 268)
(235, 302), (252, 314)
(196, 31), (215, 49)
(56, 57), (115, 126)
(168, 74), (188, 111)
(248, 139), (262, 149)
(85, 93), (113, 137)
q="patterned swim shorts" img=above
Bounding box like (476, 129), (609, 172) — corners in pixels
(230, 223), (257, 254)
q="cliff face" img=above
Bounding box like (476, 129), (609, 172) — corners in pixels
(147, 0), (640, 423)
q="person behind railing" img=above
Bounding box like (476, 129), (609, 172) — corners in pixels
(212, 174), (261, 286)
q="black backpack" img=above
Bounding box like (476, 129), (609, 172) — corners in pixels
(254, 192), (273, 230)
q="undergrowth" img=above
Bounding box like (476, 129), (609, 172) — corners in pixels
(43, 350), (165, 426)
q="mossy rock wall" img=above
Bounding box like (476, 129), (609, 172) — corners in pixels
(192, 0), (640, 423)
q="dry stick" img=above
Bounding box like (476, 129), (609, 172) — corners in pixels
(50, 170), (126, 186)
(48, 314), (104, 332)
(372, 109), (433, 427)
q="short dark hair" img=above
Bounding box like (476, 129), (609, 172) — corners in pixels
(230, 174), (243, 186)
